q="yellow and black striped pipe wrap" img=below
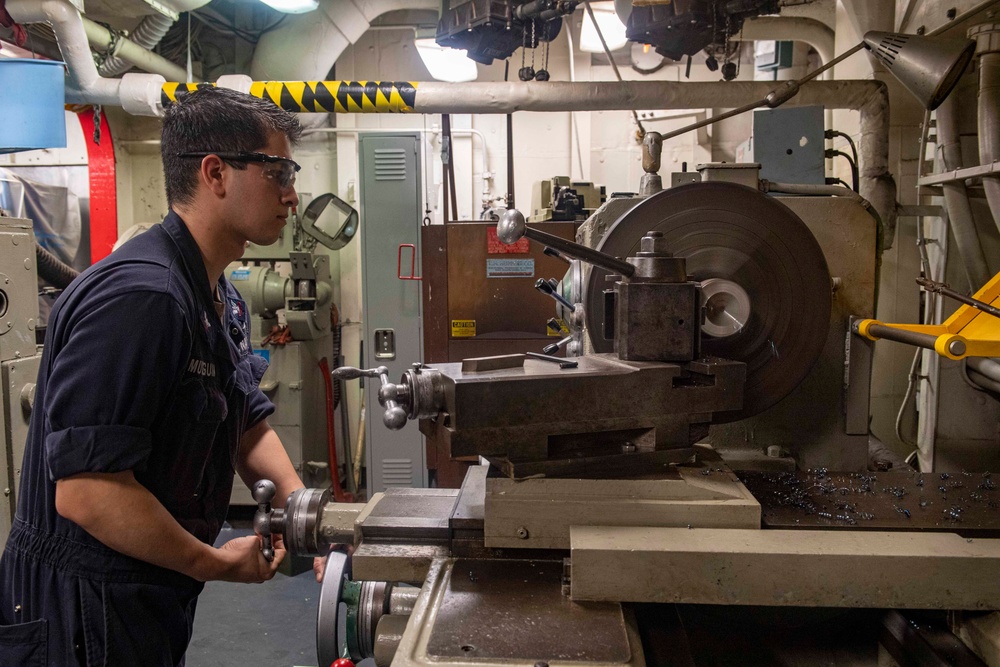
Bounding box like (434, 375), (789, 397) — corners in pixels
(161, 81), (418, 113)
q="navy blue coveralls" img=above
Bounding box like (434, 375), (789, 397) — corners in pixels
(0, 211), (273, 666)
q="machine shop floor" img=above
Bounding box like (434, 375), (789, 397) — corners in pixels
(186, 523), (319, 667)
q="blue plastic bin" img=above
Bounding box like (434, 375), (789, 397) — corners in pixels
(0, 59), (67, 154)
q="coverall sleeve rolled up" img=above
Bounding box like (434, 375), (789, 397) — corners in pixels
(43, 291), (190, 481)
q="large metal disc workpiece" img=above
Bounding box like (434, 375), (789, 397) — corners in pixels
(585, 182), (832, 421)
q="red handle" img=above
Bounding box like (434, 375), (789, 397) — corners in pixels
(398, 244), (422, 280)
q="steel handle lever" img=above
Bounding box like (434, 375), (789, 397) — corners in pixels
(252, 479), (277, 562)
(497, 208), (636, 278)
(543, 246), (572, 265)
(534, 278), (576, 312)
(331, 366), (386, 381)
(331, 365), (409, 430)
(542, 335), (574, 356)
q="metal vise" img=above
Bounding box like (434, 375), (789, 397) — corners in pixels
(331, 211), (745, 476)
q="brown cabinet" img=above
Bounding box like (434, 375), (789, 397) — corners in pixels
(421, 220), (578, 486)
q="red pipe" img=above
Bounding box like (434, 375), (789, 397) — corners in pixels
(319, 357), (351, 502)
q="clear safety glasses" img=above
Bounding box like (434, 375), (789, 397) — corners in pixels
(177, 151), (301, 189)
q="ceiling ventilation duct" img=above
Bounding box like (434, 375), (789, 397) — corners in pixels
(250, 0), (437, 83)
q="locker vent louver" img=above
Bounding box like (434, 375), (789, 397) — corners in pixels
(374, 148), (407, 181)
(382, 458), (414, 486)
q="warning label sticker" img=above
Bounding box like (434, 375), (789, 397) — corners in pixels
(451, 320), (476, 338)
(487, 258), (534, 278)
(487, 227), (530, 254)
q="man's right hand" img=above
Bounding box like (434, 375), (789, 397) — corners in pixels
(210, 534), (285, 583)
(54, 471), (287, 585)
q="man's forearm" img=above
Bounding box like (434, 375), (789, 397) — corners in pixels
(56, 471), (232, 582)
(237, 420), (304, 506)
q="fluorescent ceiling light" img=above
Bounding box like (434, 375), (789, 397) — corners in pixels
(415, 38), (478, 83)
(257, 0), (318, 14)
(580, 1), (628, 53)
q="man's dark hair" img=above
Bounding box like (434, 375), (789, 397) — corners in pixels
(161, 87), (303, 207)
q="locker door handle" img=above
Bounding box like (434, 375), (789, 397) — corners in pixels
(397, 244), (422, 280)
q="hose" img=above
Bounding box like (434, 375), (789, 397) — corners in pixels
(826, 149), (859, 192)
(98, 13), (175, 77)
(35, 242), (79, 289)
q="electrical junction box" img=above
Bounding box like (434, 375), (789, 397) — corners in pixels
(735, 105), (825, 186)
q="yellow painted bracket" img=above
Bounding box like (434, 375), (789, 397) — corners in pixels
(856, 271), (1000, 360)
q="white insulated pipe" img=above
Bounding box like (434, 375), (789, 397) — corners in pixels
(7, 0), (119, 105)
(6, 0), (165, 114)
(936, 94), (992, 290)
(250, 0), (437, 80)
(737, 16), (836, 79)
(408, 79), (896, 244)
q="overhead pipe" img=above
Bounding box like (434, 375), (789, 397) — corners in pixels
(404, 79), (896, 246)
(160, 77), (896, 246)
(249, 0), (436, 128)
(81, 16), (187, 82)
(970, 24), (1000, 238)
(15, 0), (896, 245)
(736, 16), (836, 79)
(935, 93), (992, 290)
(5, 0), (165, 115)
(250, 0), (437, 81)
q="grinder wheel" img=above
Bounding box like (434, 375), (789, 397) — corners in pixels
(585, 181), (831, 421)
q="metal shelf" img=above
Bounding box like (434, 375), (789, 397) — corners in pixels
(918, 160), (1000, 186)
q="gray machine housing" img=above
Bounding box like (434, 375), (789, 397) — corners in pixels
(0, 217), (43, 547)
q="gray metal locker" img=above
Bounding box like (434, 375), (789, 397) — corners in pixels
(359, 133), (427, 492)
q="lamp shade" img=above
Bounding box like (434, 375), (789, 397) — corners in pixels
(863, 31), (975, 110)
